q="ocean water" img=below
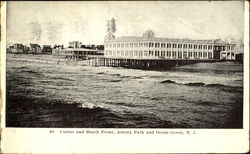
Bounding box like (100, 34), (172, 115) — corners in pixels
(6, 54), (243, 128)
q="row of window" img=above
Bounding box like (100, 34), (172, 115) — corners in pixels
(105, 50), (213, 58)
(105, 42), (236, 51)
(214, 46), (234, 51)
(105, 42), (216, 50)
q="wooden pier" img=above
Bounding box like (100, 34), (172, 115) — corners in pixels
(52, 48), (103, 65)
(87, 56), (227, 70)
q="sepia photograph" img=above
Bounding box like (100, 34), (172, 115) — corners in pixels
(4, 1), (246, 129)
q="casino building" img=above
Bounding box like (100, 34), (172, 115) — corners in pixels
(104, 30), (236, 60)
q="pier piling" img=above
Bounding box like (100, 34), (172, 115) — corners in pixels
(86, 56), (224, 70)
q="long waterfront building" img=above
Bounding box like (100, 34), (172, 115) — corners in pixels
(104, 36), (237, 60)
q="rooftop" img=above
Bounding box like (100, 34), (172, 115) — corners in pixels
(61, 48), (99, 52)
(106, 36), (235, 45)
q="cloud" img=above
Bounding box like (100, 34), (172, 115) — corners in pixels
(46, 22), (63, 43)
(6, 1), (244, 45)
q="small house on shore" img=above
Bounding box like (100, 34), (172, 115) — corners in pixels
(29, 43), (42, 54)
(42, 45), (52, 54)
(8, 43), (25, 53)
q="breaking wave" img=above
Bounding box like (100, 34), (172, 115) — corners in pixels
(160, 80), (176, 84)
(79, 103), (104, 109)
(108, 79), (123, 82)
(50, 77), (75, 81)
(160, 80), (242, 89)
(185, 82), (205, 86)
(104, 101), (140, 108)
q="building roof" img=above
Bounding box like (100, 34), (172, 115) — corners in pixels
(62, 48), (99, 52)
(30, 44), (41, 48)
(106, 36), (235, 45)
(42, 45), (52, 47)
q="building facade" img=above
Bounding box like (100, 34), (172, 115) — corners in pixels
(104, 34), (236, 60)
(69, 41), (82, 48)
(42, 45), (52, 54)
(8, 43), (25, 53)
(29, 43), (42, 53)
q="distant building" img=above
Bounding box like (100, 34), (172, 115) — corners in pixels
(96, 50), (104, 55)
(23, 46), (30, 53)
(234, 40), (244, 63)
(42, 45), (52, 54)
(80, 44), (102, 50)
(53, 44), (64, 49)
(52, 47), (101, 61)
(104, 30), (237, 60)
(52, 45), (64, 55)
(69, 41), (82, 48)
(8, 43), (25, 53)
(29, 43), (42, 53)
(96, 45), (104, 50)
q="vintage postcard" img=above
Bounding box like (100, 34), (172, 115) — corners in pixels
(1, 1), (249, 153)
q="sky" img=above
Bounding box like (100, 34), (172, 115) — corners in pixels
(7, 1), (245, 46)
